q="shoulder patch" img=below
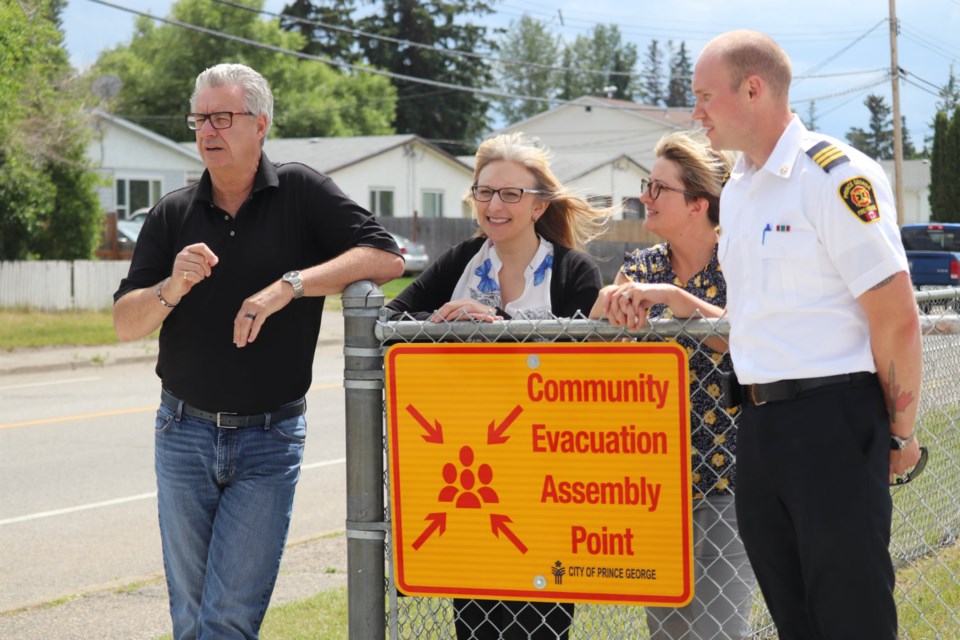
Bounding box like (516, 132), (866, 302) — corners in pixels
(839, 177), (881, 223)
(806, 141), (850, 173)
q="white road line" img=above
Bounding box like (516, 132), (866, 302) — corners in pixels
(0, 458), (346, 527)
(0, 376), (102, 391)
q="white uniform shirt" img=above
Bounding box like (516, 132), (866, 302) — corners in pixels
(718, 116), (908, 384)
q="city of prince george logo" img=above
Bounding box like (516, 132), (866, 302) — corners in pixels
(839, 176), (880, 223)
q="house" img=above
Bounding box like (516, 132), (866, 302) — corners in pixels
(262, 135), (474, 219)
(880, 159), (932, 225)
(493, 96), (696, 218)
(86, 111), (204, 218)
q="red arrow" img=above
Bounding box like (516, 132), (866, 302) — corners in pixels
(487, 405), (523, 445)
(412, 512), (447, 550)
(490, 514), (528, 554)
(406, 404), (443, 443)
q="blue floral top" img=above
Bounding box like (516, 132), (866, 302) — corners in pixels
(621, 242), (737, 499)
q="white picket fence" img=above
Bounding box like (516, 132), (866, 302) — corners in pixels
(0, 261), (131, 311)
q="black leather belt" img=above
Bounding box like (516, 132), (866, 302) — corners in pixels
(160, 388), (306, 428)
(744, 372), (875, 406)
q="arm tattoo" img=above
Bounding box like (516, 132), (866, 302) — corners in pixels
(869, 275), (896, 292)
(886, 362), (915, 422)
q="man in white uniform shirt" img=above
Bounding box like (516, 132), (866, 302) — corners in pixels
(691, 30), (922, 639)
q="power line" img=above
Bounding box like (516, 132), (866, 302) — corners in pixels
(794, 19), (887, 84)
(85, 0), (690, 115)
(902, 76), (944, 99)
(791, 75), (891, 105)
(214, 0), (645, 80)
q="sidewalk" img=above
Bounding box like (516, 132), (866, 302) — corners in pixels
(0, 310), (350, 639)
(0, 533), (349, 640)
(0, 310), (345, 378)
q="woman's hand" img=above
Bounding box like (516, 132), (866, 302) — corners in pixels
(593, 282), (676, 330)
(431, 298), (500, 323)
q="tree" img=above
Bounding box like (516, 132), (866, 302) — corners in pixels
(0, 0), (101, 260)
(280, 0), (361, 63)
(928, 109), (960, 223)
(846, 94), (895, 160)
(495, 15), (561, 124)
(356, 0), (495, 154)
(559, 25), (638, 101)
(638, 40), (666, 106)
(803, 101), (819, 131)
(936, 65), (960, 114)
(665, 41), (693, 107)
(89, 0), (396, 143)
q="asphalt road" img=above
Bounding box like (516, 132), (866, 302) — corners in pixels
(0, 342), (349, 615)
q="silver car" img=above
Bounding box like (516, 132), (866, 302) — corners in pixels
(391, 233), (430, 275)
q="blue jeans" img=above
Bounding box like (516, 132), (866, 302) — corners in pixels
(155, 399), (306, 640)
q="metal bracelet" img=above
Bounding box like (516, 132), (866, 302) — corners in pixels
(156, 280), (178, 308)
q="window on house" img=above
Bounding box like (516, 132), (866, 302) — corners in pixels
(622, 197), (644, 220)
(370, 189), (394, 217)
(421, 191), (443, 218)
(116, 178), (162, 218)
(587, 195), (613, 208)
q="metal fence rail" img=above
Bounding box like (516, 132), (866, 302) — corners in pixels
(341, 284), (960, 640)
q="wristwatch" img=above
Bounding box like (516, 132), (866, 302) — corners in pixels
(282, 270), (304, 299)
(890, 432), (916, 450)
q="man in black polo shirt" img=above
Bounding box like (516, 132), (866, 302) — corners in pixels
(113, 63), (403, 640)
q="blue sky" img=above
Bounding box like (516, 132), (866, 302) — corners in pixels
(63, 0), (959, 145)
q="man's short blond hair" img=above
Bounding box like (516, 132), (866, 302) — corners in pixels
(706, 30), (792, 99)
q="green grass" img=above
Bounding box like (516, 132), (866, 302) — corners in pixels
(149, 542), (960, 640)
(0, 310), (123, 350)
(153, 588), (348, 640)
(0, 278), (415, 351)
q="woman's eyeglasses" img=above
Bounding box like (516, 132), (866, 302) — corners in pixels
(471, 186), (544, 203)
(641, 178), (694, 201)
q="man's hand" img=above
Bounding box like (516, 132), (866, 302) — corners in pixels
(167, 243), (220, 302)
(234, 280), (297, 348)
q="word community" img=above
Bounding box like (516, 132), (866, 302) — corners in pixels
(526, 372), (671, 409)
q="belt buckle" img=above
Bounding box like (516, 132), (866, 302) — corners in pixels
(216, 412), (238, 429)
(749, 385), (767, 407)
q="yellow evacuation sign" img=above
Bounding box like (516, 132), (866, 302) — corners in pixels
(385, 342), (693, 606)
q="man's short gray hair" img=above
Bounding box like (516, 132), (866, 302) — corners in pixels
(190, 63), (274, 138)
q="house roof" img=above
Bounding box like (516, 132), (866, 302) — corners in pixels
(454, 150), (647, 184)
(92, 110), (202, 162)
(498, 95), (695, 137)
(547, 152), (648, 183)
(262, 134), (471, 174)
(880, 159), (931, 191)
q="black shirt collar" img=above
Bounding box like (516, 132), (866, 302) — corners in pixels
(195, 151), (280, 204)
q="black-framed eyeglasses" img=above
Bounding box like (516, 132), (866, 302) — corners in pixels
(471, 185), (544, 204)
(890, 446), (929, 486)
(185, 111), (256, 131)
(641, 178), (694, 201)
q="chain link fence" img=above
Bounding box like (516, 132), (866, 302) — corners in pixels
(341, 283), (960, 640)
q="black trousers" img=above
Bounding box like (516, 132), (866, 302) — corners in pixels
(735, 375), (896, 640)
(453, 598), (573, 640)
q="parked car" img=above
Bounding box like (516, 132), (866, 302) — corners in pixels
(127, 207), (150, 223)
(901, 223), (960, 287)
(96, 218), (141, 260)
(391, 233), (429, 275)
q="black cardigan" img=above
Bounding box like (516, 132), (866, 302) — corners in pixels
(386, 236), (602, 321)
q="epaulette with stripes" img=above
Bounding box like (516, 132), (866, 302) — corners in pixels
(806, 141), (850, 173)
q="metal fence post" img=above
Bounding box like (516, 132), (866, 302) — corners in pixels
(342, 280), (387, 640)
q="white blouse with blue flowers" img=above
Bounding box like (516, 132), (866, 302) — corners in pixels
(449, 236), (556, 319)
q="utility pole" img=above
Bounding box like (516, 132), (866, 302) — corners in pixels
(889, 0), (905, 226)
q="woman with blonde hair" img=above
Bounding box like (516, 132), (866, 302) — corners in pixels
(388, 131), (611, 638)
(591, 130), (757, 639)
